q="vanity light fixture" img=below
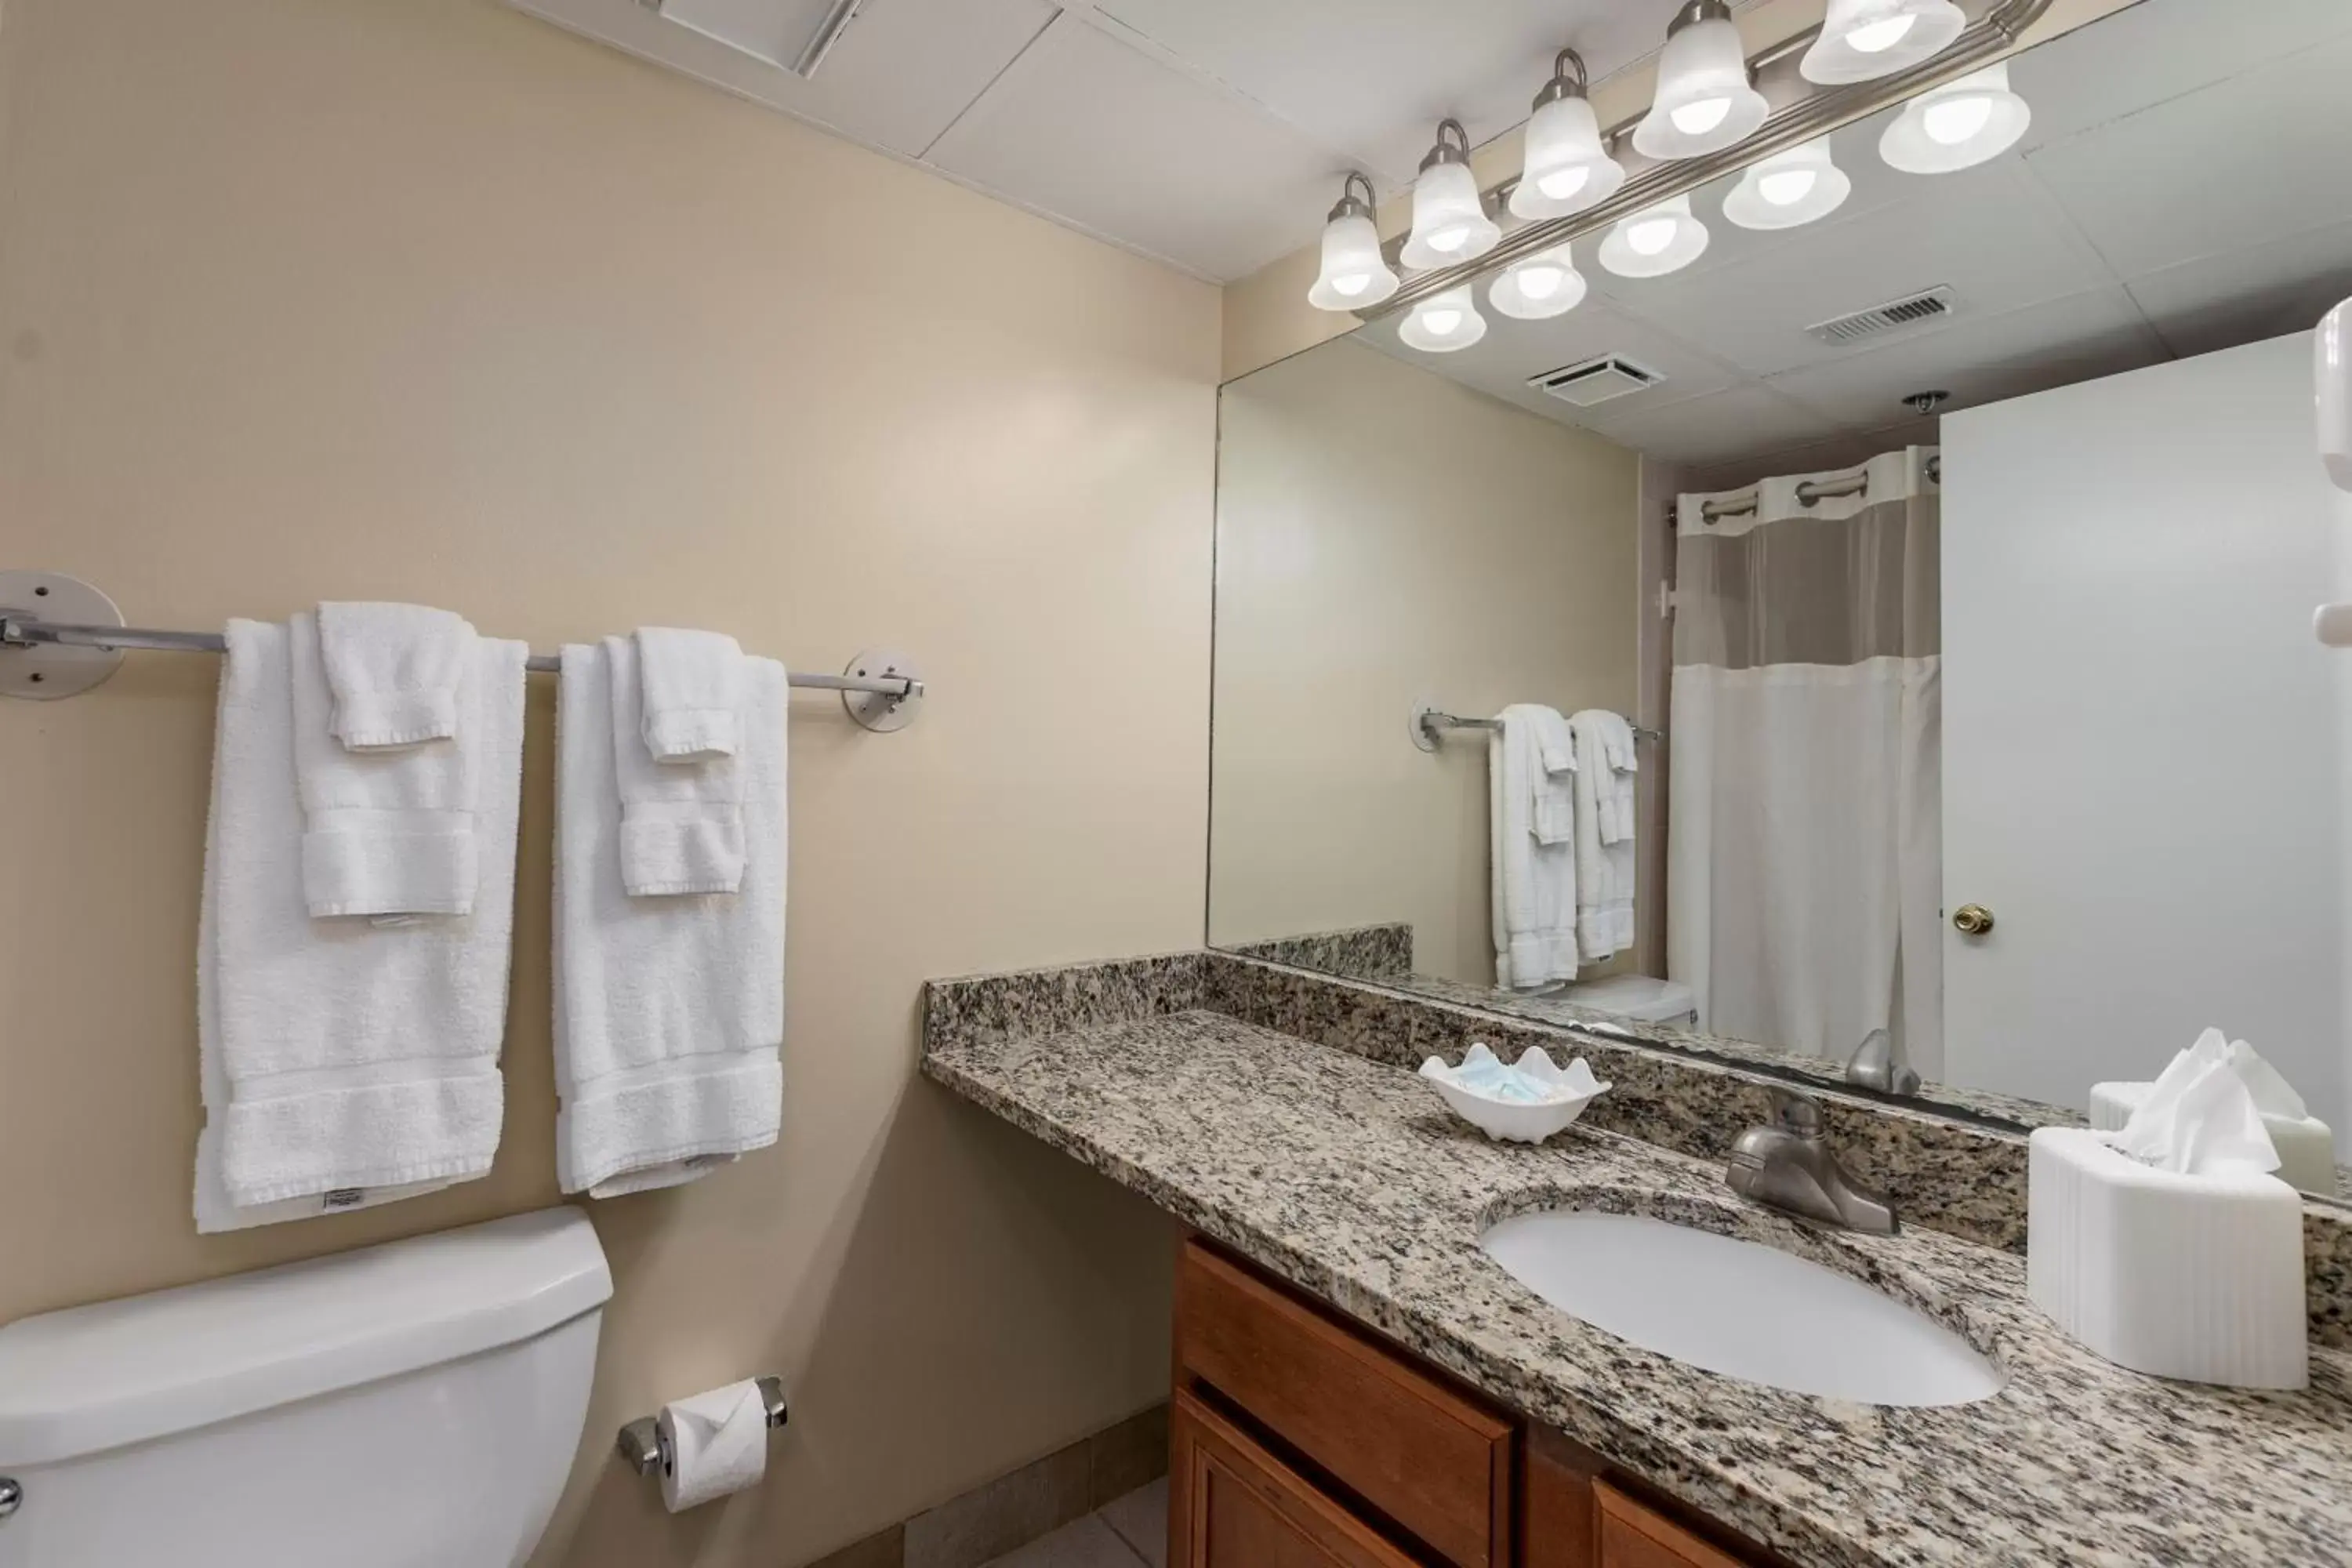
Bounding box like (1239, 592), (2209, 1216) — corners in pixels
(1722, 136), (1851, 230)
(1399, 284), (1487, 352)
(1510, 50), (1626, 222)
(1801, 0), (1966, 84)
(1634, 0), (1769, 161)
(1306, 172), (1399, 311)
(1489, 245), (1588, 321)
(1401, 119), (1501, 270)
(1879, 62), (2031, 172)
(1599, 194), (1709, 278)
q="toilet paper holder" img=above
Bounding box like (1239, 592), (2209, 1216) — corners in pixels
(616, 1377), (789, 1478)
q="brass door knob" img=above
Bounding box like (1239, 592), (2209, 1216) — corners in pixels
(1952, 904), (1994, 936)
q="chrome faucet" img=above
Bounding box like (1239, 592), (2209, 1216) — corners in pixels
(1845, 1028), (1921, 1096)
(1725, 1088), (1897, 1234)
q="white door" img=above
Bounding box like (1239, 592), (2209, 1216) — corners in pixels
(1940, 332), (2346, 1149)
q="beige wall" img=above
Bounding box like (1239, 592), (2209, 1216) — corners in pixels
(1208, 338), (1639, 984)
(0, 2), (1218, 1564)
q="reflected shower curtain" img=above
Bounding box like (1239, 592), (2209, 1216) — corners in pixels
(1668, 448), (1943, 1078)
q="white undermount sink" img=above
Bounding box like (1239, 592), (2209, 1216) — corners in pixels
(1481, 1210), (2005, 1407)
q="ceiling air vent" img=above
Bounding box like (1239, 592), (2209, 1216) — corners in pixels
(1529, 355), (1664, 408)
(1807, 286), (1958, 347)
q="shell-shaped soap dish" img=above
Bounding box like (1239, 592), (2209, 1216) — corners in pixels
(1418, 1042), (1610, 1145)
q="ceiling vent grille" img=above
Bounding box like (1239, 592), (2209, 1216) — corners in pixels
(1806, 286), (1959, 346)
(1529, 355), (1664, 408)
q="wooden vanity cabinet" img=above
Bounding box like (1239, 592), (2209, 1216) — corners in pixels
(1172, 1237), (1782, 1568)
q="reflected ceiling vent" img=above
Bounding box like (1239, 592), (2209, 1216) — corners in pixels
(1529, 354), (1664, 408)
(1807, 285), (1958, 346)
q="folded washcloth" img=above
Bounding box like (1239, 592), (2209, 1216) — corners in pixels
(606, 634), (746, 895)
(290, 611), (479, 918)
(637, 626), (746, 763)
(555, 641), (787, 1197)
(317, 601), (477, 750)
(196, 619), (526, 1231)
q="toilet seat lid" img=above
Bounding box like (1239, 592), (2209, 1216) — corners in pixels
(0, 1207), (609, 1466)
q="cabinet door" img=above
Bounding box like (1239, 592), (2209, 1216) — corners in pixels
(1594, 1482), (1755, 1568)
(1170, 1391), (1421, 1568)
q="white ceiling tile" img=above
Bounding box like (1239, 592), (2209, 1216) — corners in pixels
(1599, 162), (2108, 379)
(1588, 384), (1840, 466)
(1762, 287), (2166, 429)
(2021, 33), (2352, 281)
(1084, 0), (1695, 187)
(1356, 292), (1740, 432)
(508, 0), (1055, 158)
(2125, 218), (2352, 359)
(924, 15), (1345, 280)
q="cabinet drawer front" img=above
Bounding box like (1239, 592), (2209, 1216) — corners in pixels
(1595, 1482), (1757, 1568)
(1172, 1391), (1421, 1568)
(1175, 1242), (1512, 1568)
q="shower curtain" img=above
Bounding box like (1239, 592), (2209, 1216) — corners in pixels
(1667, 447), (1943, 1078)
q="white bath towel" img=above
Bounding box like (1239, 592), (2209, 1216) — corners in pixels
(196, 619), (525, 1232)
(607, 635), (746, 896)
(1570, 709), (1638, 960)
(637, 626), (746, 763)
(1490, 706), (1579, 991)
(555, 641), (786, 1197)
(291, 611), (479, 918)
(317, 601), (477, 750)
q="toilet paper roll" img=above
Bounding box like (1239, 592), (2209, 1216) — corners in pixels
(656, 1380), (768, 1512)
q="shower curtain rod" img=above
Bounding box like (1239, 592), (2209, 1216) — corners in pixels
(1695, 454), (1943, 523)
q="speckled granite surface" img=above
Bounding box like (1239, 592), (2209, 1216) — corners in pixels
(922, 1006), (2352, 1568)
(1221, 923), (1413, 981)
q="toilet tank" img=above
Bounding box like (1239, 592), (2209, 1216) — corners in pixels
(0, 1207), (612, 1568)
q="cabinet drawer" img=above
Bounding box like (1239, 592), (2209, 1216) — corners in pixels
(1174, 1241), (1513, 1568)
(1595, 1481), (1757, 1568)
(1171, 1390), (1421, 1568)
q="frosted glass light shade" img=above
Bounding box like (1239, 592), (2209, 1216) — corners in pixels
(1722, 137), (1852, 229)
(1802, 0), (1965, 84)
(1881, 63), (2031, 172)
(1490, 246), (1588, 321)
(1511, 95), (1625, 220)
(1403, 159), (1500, 270)
(1308, 212), (1399, 310)
(1634, 12), (1769, 160)
(1599, 195), (1710, 278)
(1399, 285), (1487, 353)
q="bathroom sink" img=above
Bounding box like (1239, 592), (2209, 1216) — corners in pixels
(1480, 1210), (2004, 1407)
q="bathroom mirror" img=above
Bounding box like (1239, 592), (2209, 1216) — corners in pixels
(1207, 0), (2352, 1197)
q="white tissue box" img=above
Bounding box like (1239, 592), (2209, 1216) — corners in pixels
(2027, 1128), (2307, 1389)
(2090, 1080), (2338, 1194)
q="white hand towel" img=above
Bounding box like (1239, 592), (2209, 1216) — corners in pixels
(196, 620), (525, 1230)
(606, 635), (746, 896)
(1570, 710), (1638, 961)
(637, 626), (746, 763)
(1520, 705), (1578, 847)
(1592, 710), (1639, 847)
(317, 601), (477, 750)
(555, 642), (786, 1197)
(290, 612), (480, 918)
(1490, 707), (1579, 990)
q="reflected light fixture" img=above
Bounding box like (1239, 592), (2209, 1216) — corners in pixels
(1401, 119), (1501, 270)
(1510, 49), (1626, 222)
(1490, 245), (1588, 321)
(1801, 0), (1966, 84)
(1399, 284), (1488, 352)
(1722, 136), (1851, 229)
(1598, 194), (1709, 278)
(1880, 62), (2031, 172)
(1634, 0), (1769, 161)
(1306, 172), (1399, 311)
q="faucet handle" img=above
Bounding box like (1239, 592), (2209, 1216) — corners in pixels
(1766, 1087), (1823, 1136)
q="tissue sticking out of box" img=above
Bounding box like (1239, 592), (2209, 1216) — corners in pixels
(2092, 1027), (2336, 1191)
(2112, 1028), (2280, 1177)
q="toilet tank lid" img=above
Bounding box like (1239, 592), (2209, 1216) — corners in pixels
(0, 1207), (611, 1466)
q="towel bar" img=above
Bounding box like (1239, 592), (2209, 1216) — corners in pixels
(616, 1376), (790, 1478)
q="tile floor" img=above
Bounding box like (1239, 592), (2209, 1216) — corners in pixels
(981, 1477), (1167, 1568)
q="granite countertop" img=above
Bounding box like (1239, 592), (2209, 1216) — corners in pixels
(923, 1007), (2352, 1568)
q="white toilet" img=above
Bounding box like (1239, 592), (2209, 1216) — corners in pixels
(0, 1207), (611, 1568)
(1561, 974), (1699, 1029)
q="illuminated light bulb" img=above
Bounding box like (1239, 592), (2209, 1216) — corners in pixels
(1671, 96), (1733, 136)
(1403, 121), (1499, 270)
(1758, 167), (1819, 206)
(1515, 264), (1566, 301)
(1537, 165), (1591, 201)
(1599, 195), (1708, 278)
(1923, 93), (1994, 145)
(1330, 271), (1371, 298)
(1488, 246), (1586, 321)
(1845, 13), (1915, 52)
(1628, 219), (1677, 256)
(1512, 51), (1625, 220)
(1422, 308), (1464, 335)
(1634, 2), (1768, 159)
(1427, 224), (1472, 254)
(1399, 285), (1486, 351)
(1305, 174), (1398, 311)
